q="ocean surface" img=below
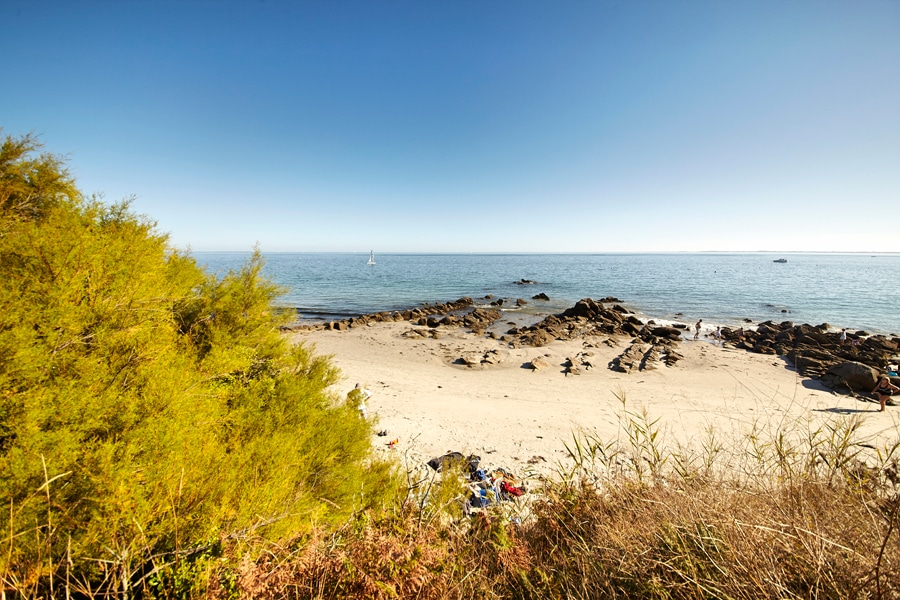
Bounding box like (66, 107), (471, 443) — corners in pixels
(190, 252), (900, 336)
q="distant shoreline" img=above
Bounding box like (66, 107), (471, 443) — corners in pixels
(196, 253), (900, 336)
(285, 297), (895, 339)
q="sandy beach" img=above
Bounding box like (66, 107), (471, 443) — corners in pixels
(290, 319), (900, 480)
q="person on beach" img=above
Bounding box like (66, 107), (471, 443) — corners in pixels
(872, 376), (900, 412)
(354, 383), (372, 418)
(694, 319), (702, 340)
(839, 328), (847, 345)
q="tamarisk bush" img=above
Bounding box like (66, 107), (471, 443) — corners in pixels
(0, 131), (396, 597)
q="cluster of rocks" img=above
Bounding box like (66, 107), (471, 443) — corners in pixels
(485, 296), (529, 309)
(503, 298), (684, 372)
(291, 295), (686, 373)
(718, 321), (900, 393)
(456, 348), (509, 368)
(525, 351), (597, 376)
(286, 297), (481, 332)
(419, 307), (504, 334)
(609, 339), (683, 373)
(505, 298), (635, 345)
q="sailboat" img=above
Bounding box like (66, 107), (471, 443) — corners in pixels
(367, 250), (376, 266)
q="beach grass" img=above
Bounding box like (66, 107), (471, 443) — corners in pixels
(203, 399), (900, 599)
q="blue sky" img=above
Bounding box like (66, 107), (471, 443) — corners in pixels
(3, 0), (898, 252)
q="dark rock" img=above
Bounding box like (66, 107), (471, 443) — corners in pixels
(822, 361), (879, 393)
(520, 330), (555, 347)
(561, 298), (604, 319)
(651, 327), (684, 340)
(622, 322), (642, 336)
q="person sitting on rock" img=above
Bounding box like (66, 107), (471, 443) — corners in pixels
(872, 375), (900, 412)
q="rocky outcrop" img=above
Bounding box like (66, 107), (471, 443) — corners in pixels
(718, 321), (899, 392)
(422, 307), (503, 334)
(609, 341), (648, 373)
(456, 349), (509, 368)
(506, 297), (682, 372)
(821, 362), (879, 393)
(651, 326), (683, 340)
(564, 351), (596, 375)
(287, 297), (480, 332)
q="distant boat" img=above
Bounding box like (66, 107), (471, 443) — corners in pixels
(773, 258), (787, 263)
(367, 251), (376, 266)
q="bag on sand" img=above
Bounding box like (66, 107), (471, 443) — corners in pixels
(427, 452), (464, 472)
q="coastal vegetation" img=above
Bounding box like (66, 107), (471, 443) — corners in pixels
(231, 409), (900, 599)
(3, 132), (899, 598)
(0, 132), (396, 596)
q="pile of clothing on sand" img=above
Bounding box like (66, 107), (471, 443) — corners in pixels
(426, 451), (528, 515)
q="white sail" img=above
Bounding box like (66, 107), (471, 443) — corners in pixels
(367, 251), (376, 265)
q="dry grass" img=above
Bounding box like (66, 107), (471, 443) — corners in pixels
(216, 401), (900, 600)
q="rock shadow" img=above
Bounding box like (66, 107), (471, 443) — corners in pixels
(801, 379), (834, 393)
(813, 407), (873, 415)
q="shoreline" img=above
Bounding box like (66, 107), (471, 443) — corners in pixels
(288, 298), (900, 480)
(286, 298), (897, 339)
(195, 252), (900, 335)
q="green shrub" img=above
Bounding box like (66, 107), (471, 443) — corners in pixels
(0, 131), (396, 597)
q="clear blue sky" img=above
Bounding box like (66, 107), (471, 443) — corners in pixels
(3, 1), (898, 252)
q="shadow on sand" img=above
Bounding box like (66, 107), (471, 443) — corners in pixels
(801, 378), (833, 393)
(813, 406), (875, 415)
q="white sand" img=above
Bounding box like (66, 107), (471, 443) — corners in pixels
(290, 321), (900, 479)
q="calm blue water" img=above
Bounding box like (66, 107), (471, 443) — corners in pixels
(191, 252), (900, 335)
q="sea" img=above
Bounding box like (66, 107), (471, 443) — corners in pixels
(190, 252), (900, 336)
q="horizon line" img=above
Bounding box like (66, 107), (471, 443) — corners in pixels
(184, 249), (900, 255)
